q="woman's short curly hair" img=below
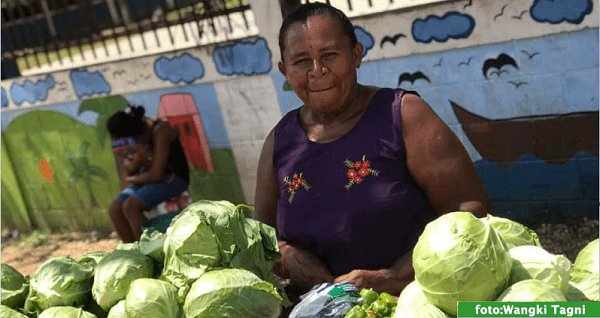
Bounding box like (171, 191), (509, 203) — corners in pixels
(278, 2), (357, 60)
(106, 105), (146, 138)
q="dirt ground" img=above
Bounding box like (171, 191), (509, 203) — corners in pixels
(1, 230), (122, 277)
(1, 216), (598, 277)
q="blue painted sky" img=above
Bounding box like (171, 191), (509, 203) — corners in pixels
(10, 76), (55, 105)
(354, 26), (374, 57)
(530, 0), (593, 24)
(412, 12), (475, 43)
(213, 37), (272, 76)
(70, 69), (111, 98)
(356, 28), (598, 122)
(154, 53), (205, 84)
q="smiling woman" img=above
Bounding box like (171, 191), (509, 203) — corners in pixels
(252, 2), (494, 316)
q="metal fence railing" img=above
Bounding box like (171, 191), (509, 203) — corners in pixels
(1, 0), (257, 79)
(302, 0), (450, 18)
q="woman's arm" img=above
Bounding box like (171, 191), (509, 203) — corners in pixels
(253, 129), (334, 290)
(400, 93), (494, 218)
(125, 121), (173, 184)
(114, 156), (132, 190)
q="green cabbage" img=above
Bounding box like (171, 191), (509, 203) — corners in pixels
(508, 245), (572, 294)
(91, 250), (154, 311)
(183, 268), (282, 318)
(413, 212), (512, 316)
(124, 278), (179, 318)
(38, 306), (98, 318)
(568, 238), (599, 301)
(393, 281), (450, 318)
(1, 264), (29, 309)
(161, 200), (282, 302)
(23, 256), (94, 314)
(106, 300), (125, 318)
(482, 215), (541, 249)
(77, 251), (109, 268)
(496, 279), (567, 301)
(0, 305), (28, 318)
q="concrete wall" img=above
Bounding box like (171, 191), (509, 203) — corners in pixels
(1, 0), (598, 231)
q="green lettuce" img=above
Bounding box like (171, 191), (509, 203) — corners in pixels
(496, 279), (567, 301)
(91, 250), (154, 311)
(161, 200), (282, 302)
(38, 306), (98, 318)
(106, 300), (125, 318)
(394, 281), (450, 318)
(568, 238), (599, 301)
(482, 215), (541, 249)
(413, 212), (512, 316)
(124, 278), (179, 318)
(0, 305), (29, 318)
(1, 264), (29, 309)
(23, 256), (94, 314)
(183, 268), (282, 318)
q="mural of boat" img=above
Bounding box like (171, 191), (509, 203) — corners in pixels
(450, 101), (599, 166)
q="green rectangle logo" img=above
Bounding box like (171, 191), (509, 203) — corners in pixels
(458, 302), (600, 317)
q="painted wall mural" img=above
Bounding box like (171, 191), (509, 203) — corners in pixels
(1, 87), (8, 108)
(412, 11), (475, 43)
(352, 27), (598, 223)
(10, 76), (55, 105)
(154, 53), (205, 84)
(70, 69), (111, 99)
(530, 0), (593, 24)
(213, 37), (272, 76)
(354, 26), (374, 57)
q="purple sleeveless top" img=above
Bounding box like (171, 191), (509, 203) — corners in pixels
(272, 88), (436, 277)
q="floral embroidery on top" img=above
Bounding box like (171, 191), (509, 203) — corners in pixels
(344, 155), (379, 190)
(284, 173), (310, 203)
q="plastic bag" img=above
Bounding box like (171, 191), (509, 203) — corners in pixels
(289, 282), (361, 318)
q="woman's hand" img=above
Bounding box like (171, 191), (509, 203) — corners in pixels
(334, 269), (408, 296)
(334, 250), (414, 296)
(278, 240), (334, 290)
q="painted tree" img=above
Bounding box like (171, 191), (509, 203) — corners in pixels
(67, 141), (109, 208)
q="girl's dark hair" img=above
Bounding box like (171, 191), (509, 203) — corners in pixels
(106, 105), (146, 138)
(278, 2), (357, 59)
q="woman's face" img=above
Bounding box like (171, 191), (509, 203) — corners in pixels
(279, 15), (363, 114)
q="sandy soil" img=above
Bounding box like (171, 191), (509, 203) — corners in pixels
(1, 230), (122, 277)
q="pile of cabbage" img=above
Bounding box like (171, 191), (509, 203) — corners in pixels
(394, 212), (599, 318)
(1, 200), (286, 318)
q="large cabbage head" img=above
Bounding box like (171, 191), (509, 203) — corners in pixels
(496, 279), (567, 301)
(482, 215), (541, 249)
(23, 256), (94, 313)
(106, 300), (125, 318)
(124, 278), (179, 318)
(76, 252), (108, 268)
(1, 304), (29, 318)
(508, 245), (571, 294)
(568, 238), (599, 301)
(38, 306), (98, 318)
(183, 268), (282, 318)
(91, 249), (154, 311)
(413, 212), (512, 316)
(1, 264), (29, 309)
(161, 201), (244, 288)
(393, 281), (450, 318)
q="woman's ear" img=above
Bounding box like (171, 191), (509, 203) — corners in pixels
(278, 61), (287, 76)
(353, 42), (364, 68)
